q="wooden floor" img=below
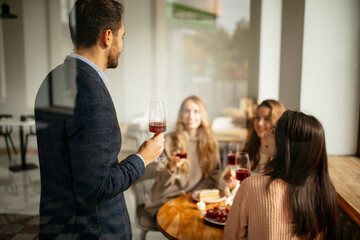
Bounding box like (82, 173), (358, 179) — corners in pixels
(0, 213), (39, 240)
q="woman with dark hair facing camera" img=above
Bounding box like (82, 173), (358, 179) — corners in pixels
(225, 110), (336, 239)
(244, 99), (285, 174)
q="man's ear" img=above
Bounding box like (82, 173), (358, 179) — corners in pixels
(102, 29), (113, 47)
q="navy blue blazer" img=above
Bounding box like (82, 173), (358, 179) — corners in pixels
(35, 56), (145, 239)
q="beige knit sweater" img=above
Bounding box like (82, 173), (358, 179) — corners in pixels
(225, 176), (308, 240)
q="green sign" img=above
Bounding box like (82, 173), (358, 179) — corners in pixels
(166, 1), (217, 29)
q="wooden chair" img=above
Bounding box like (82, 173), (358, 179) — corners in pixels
(129, 162), (159, 240)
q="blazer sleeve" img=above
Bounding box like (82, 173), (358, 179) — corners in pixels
(66, 86), (145, 206)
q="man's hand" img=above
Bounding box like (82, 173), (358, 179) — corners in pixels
(137, 133), (165, 166)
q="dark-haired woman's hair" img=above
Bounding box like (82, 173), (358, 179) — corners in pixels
(243, 99), (285, 170)
(69, 0), (123, 48)
(267, 110), (336, 239)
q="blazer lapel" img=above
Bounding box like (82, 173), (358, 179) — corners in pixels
(64, 56), (111, 97)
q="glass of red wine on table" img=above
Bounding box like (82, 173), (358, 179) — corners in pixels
(149, 101), (166, 162)
(235, 152), (251, 183)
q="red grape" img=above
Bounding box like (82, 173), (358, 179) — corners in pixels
(206, 206), (231, 223)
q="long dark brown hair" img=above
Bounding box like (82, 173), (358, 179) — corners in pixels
(243, 99), (285, 170)
(267, 110), (336, 239)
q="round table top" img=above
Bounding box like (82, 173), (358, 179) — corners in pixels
(156, 193), (227, 240)
(0, 119), (35, 127)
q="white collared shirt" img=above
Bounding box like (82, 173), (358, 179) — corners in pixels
(69, 52), (109, 84)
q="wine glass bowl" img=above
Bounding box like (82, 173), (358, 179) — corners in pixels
(227, 142), (240, 166)
(149, 101), (166, 162)
(149, 122), (166, 134)
(175, 152), (187, 159)
(149, 101), (166, 135)
(174, 151), (187, 178)
(235, 152), (251, 183)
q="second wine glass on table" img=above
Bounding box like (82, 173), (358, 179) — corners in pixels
(227, 142), (241, 167)
(235, 152), (251, 183)
(149, 101), (166, 162)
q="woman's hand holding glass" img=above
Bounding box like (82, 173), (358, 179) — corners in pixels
(167, 152), (189, 178)
(223, 169), (237, 190)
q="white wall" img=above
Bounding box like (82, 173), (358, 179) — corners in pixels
(301, 0), (360, 154)
(0, 0), (49, 114)
(252, 0), (359, 154)
(107, 0), (156, 124)
(258, 0), (282, 102)
(23, 0), (49, 110)
(0, 0), (28, 115)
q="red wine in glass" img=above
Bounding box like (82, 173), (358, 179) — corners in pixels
(227, 153), (236, 165)
(236, 169), (250, 182)
(175, 152), (187, 158)
(149, 122), (166, 134)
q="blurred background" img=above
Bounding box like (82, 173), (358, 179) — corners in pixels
(0, 0), (359, 155)
(0, 1), (359, 239)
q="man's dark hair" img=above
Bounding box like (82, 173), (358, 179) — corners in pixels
(69, 0), (123, 49)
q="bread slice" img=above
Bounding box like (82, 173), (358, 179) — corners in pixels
(199, 189), (220, 201)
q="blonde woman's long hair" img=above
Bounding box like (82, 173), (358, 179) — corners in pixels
(173, 96), (219, 178)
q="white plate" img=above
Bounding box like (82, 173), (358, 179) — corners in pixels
(204, 215), (226, 226)
(192, 190), (226, 203)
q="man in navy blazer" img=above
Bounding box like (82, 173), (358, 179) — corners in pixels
(34, 0), (164, 239)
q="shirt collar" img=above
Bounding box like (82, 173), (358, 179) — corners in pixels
(69, 52), (109, 84)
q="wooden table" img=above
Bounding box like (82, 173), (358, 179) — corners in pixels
(0, 119), (37, 172)
(213, 128), (248, 144)
(328, 155), (360, 226)
(157, 193), (226, 240)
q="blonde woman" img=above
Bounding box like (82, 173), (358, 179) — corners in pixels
(145, 95), (220, 217)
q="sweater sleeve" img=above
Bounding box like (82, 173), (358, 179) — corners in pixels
(224, 177), (250, 240)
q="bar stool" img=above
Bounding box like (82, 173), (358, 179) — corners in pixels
(21, 114), (36, 154)
(0, 114), (17, 162)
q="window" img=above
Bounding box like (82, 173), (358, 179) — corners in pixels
(164, 0), (251, 121)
